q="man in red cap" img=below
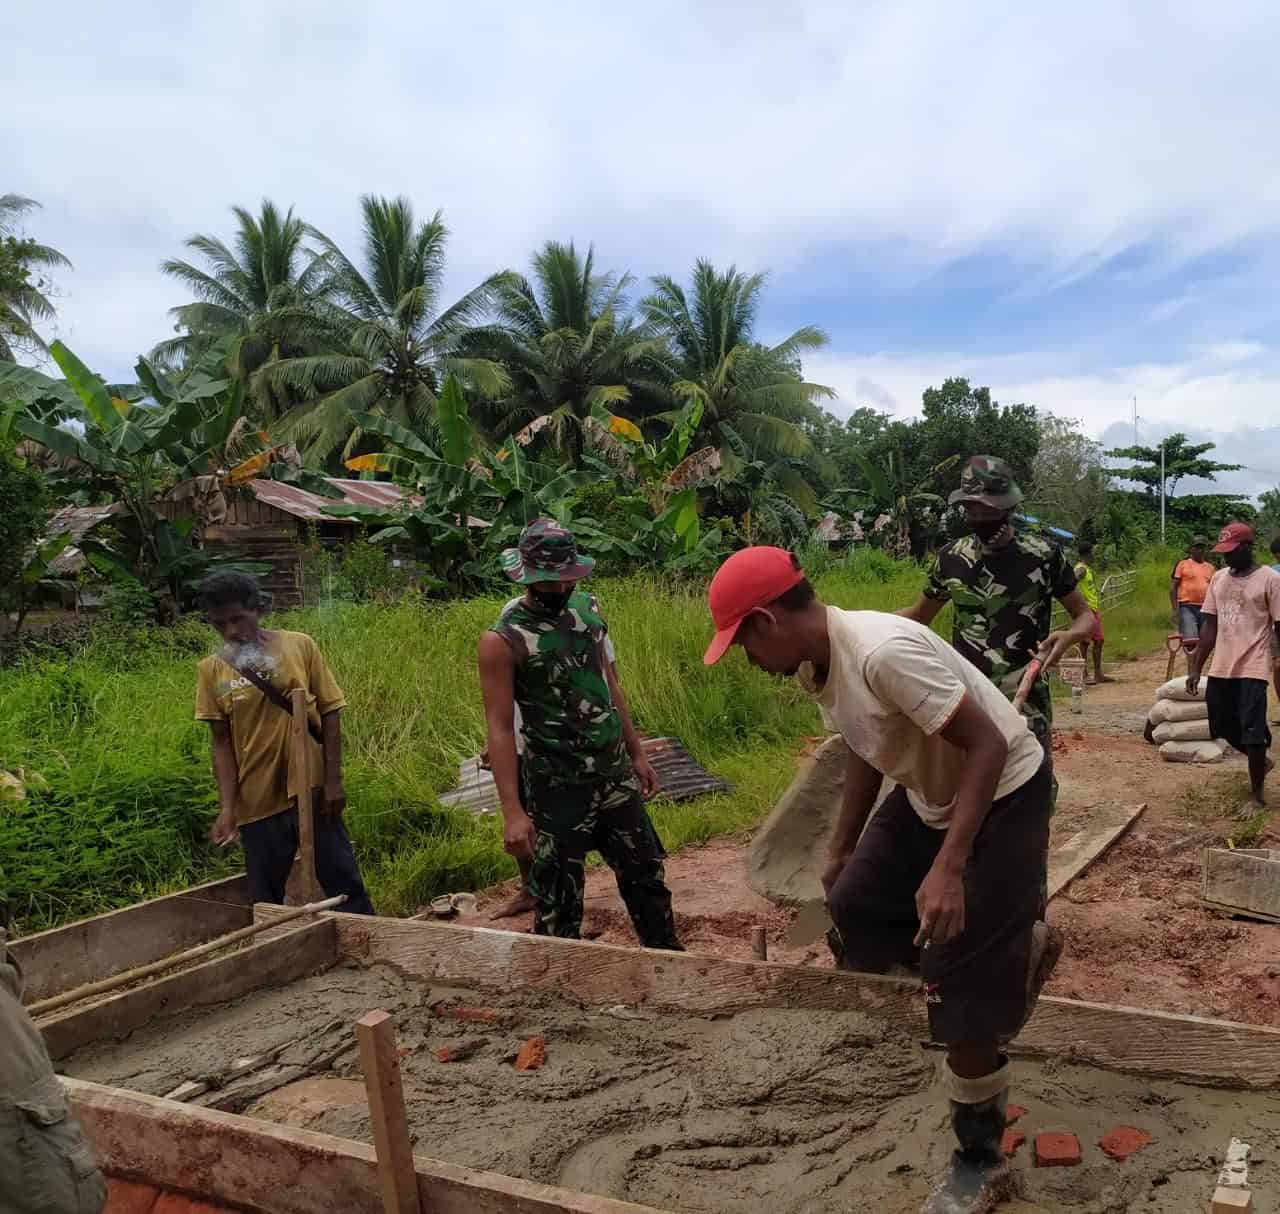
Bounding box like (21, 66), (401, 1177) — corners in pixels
(704, 546), (1059, 1213)
(1186, 522), (1280, 811)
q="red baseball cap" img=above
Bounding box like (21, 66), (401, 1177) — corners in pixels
(703, 546), (806, 665)
(1213, 522), (1255, 553)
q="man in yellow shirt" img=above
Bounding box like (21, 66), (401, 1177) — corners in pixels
(194, 573), (374, 913)
(1073, 542), (1111, 685)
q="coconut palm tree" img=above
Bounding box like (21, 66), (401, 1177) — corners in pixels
(641, 260), (833, 468)
(468, 241), (668, 458)
(260, 195), (507, 464)
(154, 201), (330, 403)
(0, 194), (72, 360)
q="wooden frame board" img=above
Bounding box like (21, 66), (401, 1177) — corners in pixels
(1047, 803), (1146, 901)
(250, 907), (1280, 1090)
(1202, 847), (1280, 923)
(11, 873), (252, 1004)
(37, 918), (337, 1061)
(68, 1077), (668, 1214)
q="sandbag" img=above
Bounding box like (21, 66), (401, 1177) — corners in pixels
(1156, 677), (1206, 703)
(1149, 698), (1210, 725)
(1153, 719), (1214, 744)
(1159, 739), (1227, 764)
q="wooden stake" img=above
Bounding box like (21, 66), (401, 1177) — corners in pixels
(28, 895), (345, 1017)
(289, 687), (323, 904)
(750, 925), (768, 961)
(355, 1010), (422, 1214)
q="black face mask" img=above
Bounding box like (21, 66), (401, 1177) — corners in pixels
(529, 586), (572, 614)
(970, 514), (1010, 543)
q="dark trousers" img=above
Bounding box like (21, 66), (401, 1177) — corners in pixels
(239, 800), (375, 914)
(525, 776), (682, 950)
(827, 759), (1053, 1045)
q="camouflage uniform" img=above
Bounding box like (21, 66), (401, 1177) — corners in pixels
(490, 590), (681, 950)
(924, 529), (1077, 748)
(0, 920), (107, 1213)
(930, 456), (1078, 751)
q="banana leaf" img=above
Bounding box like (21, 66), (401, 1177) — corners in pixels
(49, 341), (121, 434)
(348, 411), (439, 462)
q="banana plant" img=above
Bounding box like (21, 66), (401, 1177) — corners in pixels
(9, 340), (271, 606)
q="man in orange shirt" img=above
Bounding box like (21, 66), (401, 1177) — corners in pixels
(1170, 536), (1214, 644)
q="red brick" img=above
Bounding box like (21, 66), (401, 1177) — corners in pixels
(151, 1196), (234, 1214)
(105, 1179), (160, 1214)
(447, 1006), (500, 1023)
(1001, 1129), (1026, 1158)
(433, 1039), (483, 1063)
(1099, 1125), (1153, 1162)
(1034, 1132), (1082, 1168)
(1005, 1104), (1028, 1125)
(514, 1035), (546, 1071)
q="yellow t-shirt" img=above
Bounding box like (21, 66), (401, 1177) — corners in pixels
(1075, 563), (1099, 612)
(194, 630), (346, 826)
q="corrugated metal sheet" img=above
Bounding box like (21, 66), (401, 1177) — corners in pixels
(247, 478), (407, 522)
(438, 737), (731, 814)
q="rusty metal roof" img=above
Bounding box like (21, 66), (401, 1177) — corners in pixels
(439, 736), (730, 814)
(247, 477), (407, 522)
(46, 503), (123, 542)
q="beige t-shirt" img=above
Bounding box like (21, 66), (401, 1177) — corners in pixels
(797, 608), (1044, 828)
(1201, 565), (1280, 682)
(195, 630), (346, 825)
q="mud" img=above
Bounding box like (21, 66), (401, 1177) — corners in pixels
(61, 963), (1280, 1213)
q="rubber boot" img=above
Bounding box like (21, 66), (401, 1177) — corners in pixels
(923, 1068), (1014, 1214)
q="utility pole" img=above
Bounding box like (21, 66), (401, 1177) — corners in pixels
(1133, 396), (1139, 447)
(1160, 439), (1166, 544)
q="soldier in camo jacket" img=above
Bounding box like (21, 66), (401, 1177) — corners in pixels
(900, 456), (1096, 753)
(478, 520), (682, 949)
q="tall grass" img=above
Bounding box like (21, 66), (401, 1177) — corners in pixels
(0, 547), (1173, 931)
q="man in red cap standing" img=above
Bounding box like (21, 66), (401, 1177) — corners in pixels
(1186, 522), (1280, 811)
(704, 546), (1059, 1213)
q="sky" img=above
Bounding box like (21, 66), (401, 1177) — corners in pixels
(8, 0), (1280, 498)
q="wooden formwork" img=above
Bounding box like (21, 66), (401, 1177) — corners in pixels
(38, 908), (1280, 1213)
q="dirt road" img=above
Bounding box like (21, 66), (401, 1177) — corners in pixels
(456, 650), (1280, 1026)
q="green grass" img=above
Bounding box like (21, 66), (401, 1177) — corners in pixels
(0, 546), (1176, 933)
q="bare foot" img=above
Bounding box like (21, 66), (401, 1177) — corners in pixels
(1096, 674), (1117, 684)
(489, 889), (536, 920)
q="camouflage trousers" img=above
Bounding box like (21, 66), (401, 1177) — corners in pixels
(524, 776), (683, 951)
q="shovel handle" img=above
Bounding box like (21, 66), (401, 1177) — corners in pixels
(1011, 658), (1044, 712)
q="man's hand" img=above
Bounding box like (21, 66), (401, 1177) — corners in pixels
(914, 861), (966, 946)
(632, 756), (660, 800)
(479, 745), (491, 771)
(1036, 630), (1076, 671)
(322, 780), (347, 818)
(503, 809), (537, 861)
(210, 809), (239, 847)
(1186, 671), (1201, 697)
(820, 852), (851, 897)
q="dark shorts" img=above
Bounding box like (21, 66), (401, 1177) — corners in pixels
(826, 758), (1053, 1046)
(1206, 677), (1271, 751)
(239, 795), (375, 914)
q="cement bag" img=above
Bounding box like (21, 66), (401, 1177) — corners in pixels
(1149, 698), (1210, 725)
(1156, 677), (1205, 703)
(1153, 719), (1214, 744)
(1159, 739), (1227, 764)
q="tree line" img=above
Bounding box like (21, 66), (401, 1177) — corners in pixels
(0, 192), (1262, 627)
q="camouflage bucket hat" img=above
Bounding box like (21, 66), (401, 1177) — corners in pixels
(500, 518), (596, 584)
(948, 455), (1024, 510)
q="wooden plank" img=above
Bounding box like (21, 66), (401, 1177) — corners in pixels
(67, 1077), (669, 1214)
(1047, 803), (1147, 900)
(10, 874), (252, 1004)
(38, 918), (337, 1061)
(356, 1011), (421, 1214)
(1202, 848), (1280, 922)
(255, 908), (1280, 1089)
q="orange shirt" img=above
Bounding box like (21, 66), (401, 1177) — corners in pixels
(1172, 558), (1214, 606)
